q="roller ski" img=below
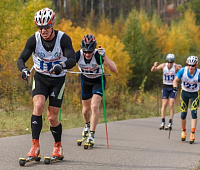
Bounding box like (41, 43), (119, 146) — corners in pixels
(19, 156), (41, 166)
(189, 132), (195, 144)
(77, 124), (90, 146)
(84, 132), (94, 149)
(44, 141), (64, 164)
(19, 139), (41, 166)
(44, 156), (64, 164)
(159, 122), (165, 130)
(181, 130), (186, 141)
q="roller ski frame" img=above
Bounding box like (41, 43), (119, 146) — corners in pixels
(44, 156), (64, 164)
(19, 155), (41, 166)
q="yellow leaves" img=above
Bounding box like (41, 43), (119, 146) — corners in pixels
(57, 19), (91, 52)
(96, 34), (131, 88)
(57, 19), (131, 89)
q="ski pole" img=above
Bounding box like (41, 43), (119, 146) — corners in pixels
(59, 108), (61, 121)
(65, 70), (111, 76)
(30, 66), (34, 73)
(99, 45), (109, 149)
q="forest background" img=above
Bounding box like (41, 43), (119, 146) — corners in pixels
(1, 0), (200, 137)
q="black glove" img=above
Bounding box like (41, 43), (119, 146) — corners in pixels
(50, 64), (62, 75)
(21, 68), (30, 80)
(173, 87), (178, 97)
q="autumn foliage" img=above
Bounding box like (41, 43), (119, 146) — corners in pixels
(1, 0), (200, 113)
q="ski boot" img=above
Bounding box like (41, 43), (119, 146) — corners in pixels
(181, 130), (187, 141)
(77, 126), (89, 146)
(165, 123), (172, 130)
(159, 122), (165, 130)
(84, 132), (95, 149)
(19, 139), (41, 166)
(44, 141), (64, 164)
(189, 133), (195, 144)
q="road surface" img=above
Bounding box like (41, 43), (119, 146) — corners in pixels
(0, 110), (200, 170)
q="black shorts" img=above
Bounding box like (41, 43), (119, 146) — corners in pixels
(81, 75), (106, 100)
(32, 72), (65, 107)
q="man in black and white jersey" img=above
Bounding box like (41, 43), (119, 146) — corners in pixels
(76, 34), (117, 146)
(17, 8), (76, 159)
(151, 54), (182, 130)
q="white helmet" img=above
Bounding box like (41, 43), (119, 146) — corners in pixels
(186, 56), (198, 65)
(166, 53), (175, 63)
(34, 8), (55, 26)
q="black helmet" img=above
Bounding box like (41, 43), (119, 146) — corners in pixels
(80, 34), (97, 52)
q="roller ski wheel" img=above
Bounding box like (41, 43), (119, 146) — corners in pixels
(77, 137), (87, 146)
(44, 156), (64, 164)
(77, 140), (82, 146)
(19, 155), (41, 166)
(181, 138), (186, 141)
(189, 133), (195, 144)
(190, 140), (194, 144)
(84, 142), (94, 149)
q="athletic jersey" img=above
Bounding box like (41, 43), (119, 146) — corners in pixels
(32, 31), (67, 77)
(163, 63), (176, 85)
(176, 66), (200, 92)
(76, 49), (104, 79)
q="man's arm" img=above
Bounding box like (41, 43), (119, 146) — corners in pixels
(151, 62), (164, 72)
(17, 35), (36, 71)
(60, 34), (76, 69)
(173, 76), (180, 88)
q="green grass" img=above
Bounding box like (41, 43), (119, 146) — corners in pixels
(0, 91), (181, 138)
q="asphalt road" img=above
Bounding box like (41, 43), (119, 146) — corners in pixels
(1, 110), (200, 170)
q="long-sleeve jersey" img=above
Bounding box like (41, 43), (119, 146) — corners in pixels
(17, 30), (76, 72)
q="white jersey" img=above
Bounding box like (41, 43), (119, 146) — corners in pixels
(77, 49), (104, 79)
(181, 66), (200, 92)
(163, 63), (176, 85)
(32, 31), (67, 77)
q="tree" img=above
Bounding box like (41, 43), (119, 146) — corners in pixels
(123, 9), (148, 89)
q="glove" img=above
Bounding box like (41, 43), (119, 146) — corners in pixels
(173, 87), (178, 97)
(50, 64), (62, 75)
(98, 48), (105, 57)
(21, 68), (30, 80)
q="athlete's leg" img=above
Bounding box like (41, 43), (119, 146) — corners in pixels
(82, 99), (91, 123)
(47, 106), (60, 127)
(169, 98), (175, 120)
(161, 99), (168, 120)
(27, 95), (45, 157)
(161, 87), (170, 124)
(189, 92), (199, 143)
(90, 94), (102, 131)
(33, 95), (45, 116)
(180, 93), (188, 130)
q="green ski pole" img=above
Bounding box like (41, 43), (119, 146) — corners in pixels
(99, 45), (109, 149)
(59, 108), (61, 121)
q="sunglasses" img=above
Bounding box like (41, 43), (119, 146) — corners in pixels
(188, 65), (195, 67)
(83, 51), (93, 54)
(37, 24), (52, 30)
